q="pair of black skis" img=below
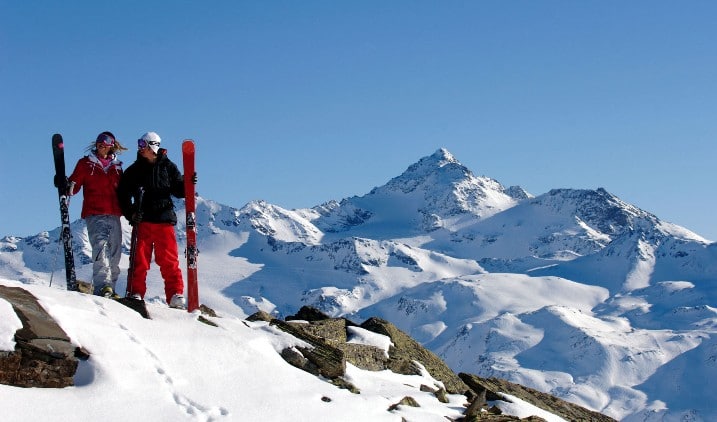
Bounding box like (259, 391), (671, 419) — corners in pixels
(51, 134), (199, 318)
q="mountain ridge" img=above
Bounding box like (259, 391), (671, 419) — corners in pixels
(1, 148), (715, 421)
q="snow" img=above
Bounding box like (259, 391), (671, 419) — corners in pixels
(346, 326), (393, 357)
(0, 297), (22, 350)
(496, 393), (568, 422)
(0, 278), (565, 422)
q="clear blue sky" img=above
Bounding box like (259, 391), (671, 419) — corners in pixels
(1, 1), (715, 240)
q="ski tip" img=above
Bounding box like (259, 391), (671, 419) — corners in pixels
(182, 140), (195, 153)
(52, 133), (64, 147)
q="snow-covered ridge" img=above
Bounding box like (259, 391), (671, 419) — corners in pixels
(1, 148), (716, 421)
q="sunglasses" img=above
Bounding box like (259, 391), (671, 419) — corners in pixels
(138, 139), (160, 149)
(96, 134), (115, 146)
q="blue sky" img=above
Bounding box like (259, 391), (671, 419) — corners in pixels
(1, 1), (715, 240)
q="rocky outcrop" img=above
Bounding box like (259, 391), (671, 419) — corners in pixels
(0, 286), (86, 388)
(261, 307), (466, 393)
(272, 318), (346, 379)
(459, 373), (617, 422)
(359, 316), (469, 394)
(252, 306), (616, 421)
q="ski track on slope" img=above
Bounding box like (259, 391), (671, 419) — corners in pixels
(87, 296), (230, 421)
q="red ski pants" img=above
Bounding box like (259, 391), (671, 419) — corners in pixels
(129, 222), (184, 303)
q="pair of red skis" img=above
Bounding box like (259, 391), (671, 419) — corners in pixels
(52, 135), (199, 313)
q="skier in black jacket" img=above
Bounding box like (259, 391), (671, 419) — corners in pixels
(117, 132), (188, 309)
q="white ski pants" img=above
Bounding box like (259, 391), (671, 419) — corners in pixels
(85, 215), (122, 294)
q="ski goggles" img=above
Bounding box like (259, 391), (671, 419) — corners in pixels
(138, 139), (160, 149)
(96, 134), (115, 146)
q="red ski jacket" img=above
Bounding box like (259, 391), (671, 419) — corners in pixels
(68, 153), (123, 218)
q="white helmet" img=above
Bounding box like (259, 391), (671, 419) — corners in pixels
(139, 131), (161, 153)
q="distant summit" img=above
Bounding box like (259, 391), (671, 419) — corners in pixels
(311, 148), (526, 236)
(388, 148), (463, 187)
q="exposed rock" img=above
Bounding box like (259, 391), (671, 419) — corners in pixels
(487, 405), (504, 415)
(199, 304), (218, 317)
(197, 315), (219, 327)
(280, 347), (320, 376)
(288, 318), (348, 344)
(337, 342), (387, 371)
(463, 393), (486, 418)
(459, 373), (617, 422)
(459, 416), (544, 422)
(360, 317), (469, 394)
(0, 351), (21, 384)
(246, 310), (274, 322)
(420, 384), (449, 403)
(388, 396), (420, 411)
(0, 285), (83, 388)
(271, 319), (346, 379)
(286, 306), (333, 322)
(282, 311), (388, 372)
(329, 376), (360, 394)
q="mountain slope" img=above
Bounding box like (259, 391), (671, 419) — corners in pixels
(1, 148), (715, 421)
(0, 278), (476, 422)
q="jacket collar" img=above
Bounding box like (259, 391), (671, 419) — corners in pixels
(88, 151), (121, 166)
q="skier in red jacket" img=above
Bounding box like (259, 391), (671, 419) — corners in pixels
(68, 131), (128, 297)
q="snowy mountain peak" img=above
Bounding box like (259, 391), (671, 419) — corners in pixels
(382, 149), (521, 218)
(383, 148), (469, 192)
(537, 187), (650, 237)
(432, 147), (459, 165)
(304, 149), (525, 236)
(535, 187), (704, 243)
(237, 200), (323, 244)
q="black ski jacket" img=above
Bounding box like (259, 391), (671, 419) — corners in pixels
(117, 148), (185, 225)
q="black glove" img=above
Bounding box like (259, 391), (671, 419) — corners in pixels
(130, 212), (143, 226)
(191, 172), (197, 184)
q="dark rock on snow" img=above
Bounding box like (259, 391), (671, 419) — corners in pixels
(0, 285), (85, 388)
